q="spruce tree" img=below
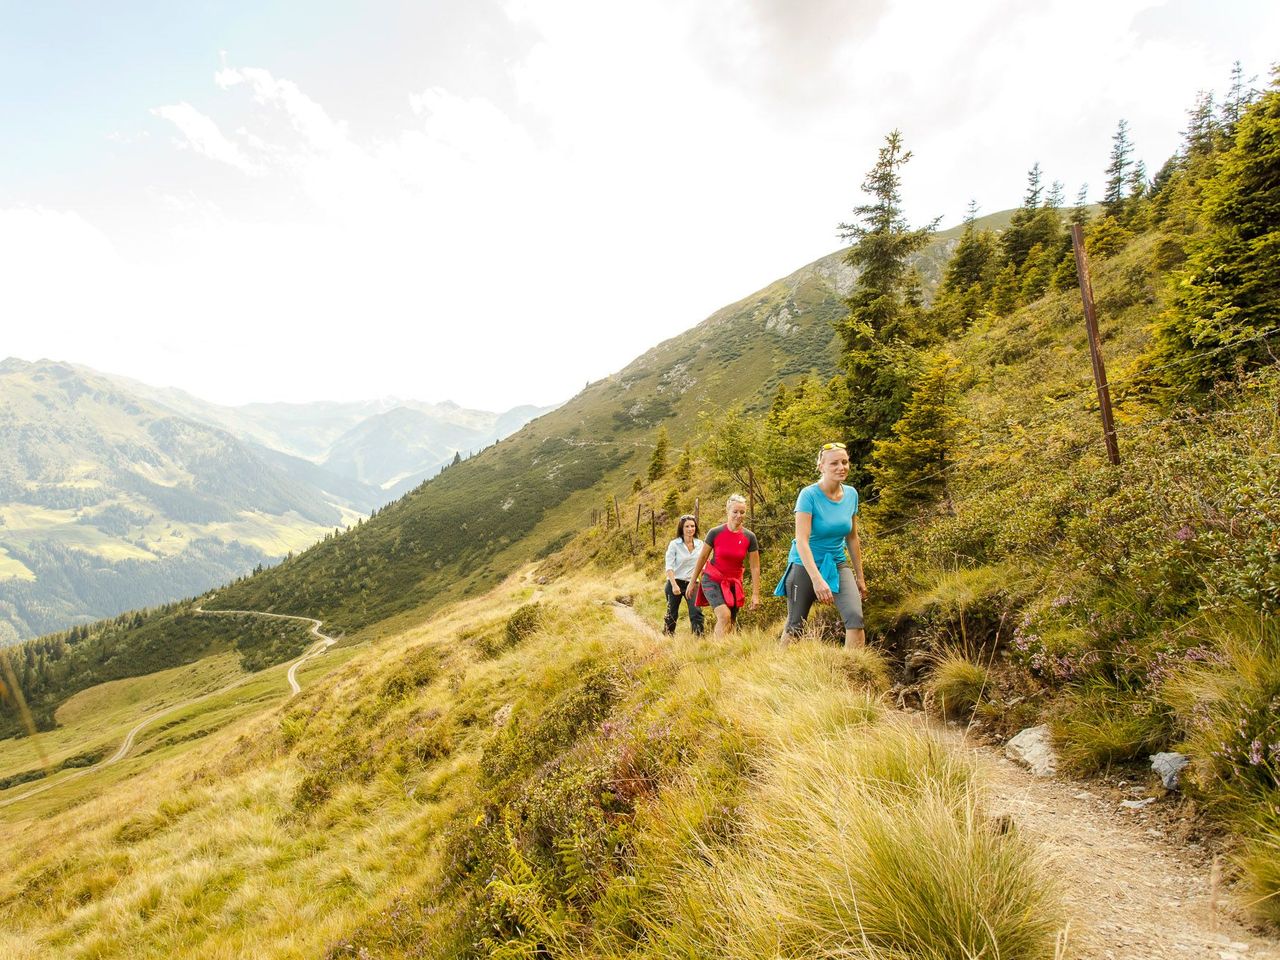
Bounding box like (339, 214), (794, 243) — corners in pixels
(837, 130), (939, 487)
(869, 351), (963, 520)
(934, 200), (999, 330)
(1103, 119), (1133, 217)
(1147, 69), (1280, 395)
(1070, 183), (1091, 227)
(647, 427), (669, 482)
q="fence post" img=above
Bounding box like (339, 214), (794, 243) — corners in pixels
(1071, 224), (1121, 466)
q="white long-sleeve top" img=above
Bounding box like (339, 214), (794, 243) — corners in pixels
(664, 537), (704, 580)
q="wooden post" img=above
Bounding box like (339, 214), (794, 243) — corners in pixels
(694, 497), (700, 526)
(650, 509), (656, 546)
(614, 495), (622, 531)
(635, 502), (642, 531)
(1070, 224), (1121, 466)
(747, 466), (755, 522)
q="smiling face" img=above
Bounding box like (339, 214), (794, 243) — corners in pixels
(682, 518), (698, 539)
(818, 445), (850, 485)
(726, 499), (748, 529)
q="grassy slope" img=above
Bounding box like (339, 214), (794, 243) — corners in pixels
(0, 566), (1061, 959)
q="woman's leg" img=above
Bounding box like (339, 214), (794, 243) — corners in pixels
(662, 581), (681, 635)
(713, 605), (733, 636)
(780, 563), (817, 645)
(682, 581), (705, 635)
(835, 565), (866, 649)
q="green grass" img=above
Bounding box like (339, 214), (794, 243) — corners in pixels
(928, 653), (991, 720)
(0, 569), (1065, 958)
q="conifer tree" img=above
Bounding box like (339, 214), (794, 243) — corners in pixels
(988, 262), (1019, 316)
(1070, 183), (1091, 227)
(662, 488), (680, 518)
(933, 200), (999, 330)
(647, 427), (669, 482)
(1103, 119), (1133, 217)
(870, 351), (964, 520)
(674, 446), (692, 485)
(1147, 69), (1280, 395)
(1221, 60), (1257, 135)
(837, 130), (939, 487)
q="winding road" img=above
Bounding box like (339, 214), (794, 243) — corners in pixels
(0, 604), (336, 811)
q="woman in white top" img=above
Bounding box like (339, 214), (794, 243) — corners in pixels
(663, 514), (706, 636)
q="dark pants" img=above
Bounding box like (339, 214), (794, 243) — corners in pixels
(664, 580), (705, 635)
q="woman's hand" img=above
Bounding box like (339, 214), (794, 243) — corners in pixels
(857, 578), (868, 601)
(672, 582), (683, 596)
(750, 595), (760, 611)
(814, 578), (834, 604)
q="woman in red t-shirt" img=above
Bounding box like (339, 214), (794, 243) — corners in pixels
(688, 494), (761, 636)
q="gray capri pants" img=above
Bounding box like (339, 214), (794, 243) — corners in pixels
(781, 562), (864, 636)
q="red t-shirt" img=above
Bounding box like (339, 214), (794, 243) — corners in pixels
(703, 524), (759, 580)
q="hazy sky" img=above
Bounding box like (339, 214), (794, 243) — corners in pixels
(2, 1), (1276, 410)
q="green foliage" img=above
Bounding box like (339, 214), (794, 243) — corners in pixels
(928, 654), (990, 719)
(1147, 70), (1280, 397)
(1050, 677), (1171, 775)
(0, 606), (312, 739)
(839, 645), (892, 694)
(838, 130), (940, 485)
(647, 427), (669, 482)
(870, 351), (964, 520)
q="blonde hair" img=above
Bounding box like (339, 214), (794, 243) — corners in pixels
(726, 493), (747, 510)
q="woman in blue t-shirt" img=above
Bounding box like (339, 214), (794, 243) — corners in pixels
(774, 441), (867, 647)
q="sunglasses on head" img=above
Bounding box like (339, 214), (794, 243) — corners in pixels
(820, 442), (847, 451)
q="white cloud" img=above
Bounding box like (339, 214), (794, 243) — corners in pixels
(151, 102), (263, 175)
(6, 2), (1278, 410)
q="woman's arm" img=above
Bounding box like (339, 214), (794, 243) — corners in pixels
(795, 511), (833, 603)
(848, 516), (867, 599)
(748, 549), (761, 609)
(664, 541), (680, 592)
(688, 541), (713, 588)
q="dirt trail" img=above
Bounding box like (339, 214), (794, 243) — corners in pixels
(965, 739), (1280, 960)
(608, 604), (1279, 958)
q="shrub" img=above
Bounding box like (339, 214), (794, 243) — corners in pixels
(839, 645), (892, 693)
(505, 603), (544, 646)
(928, 653), (990, 719)
(1050, 679), (1171, 775)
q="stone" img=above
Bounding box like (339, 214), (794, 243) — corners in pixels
(1005, 725), (1058, 776)
(1150, 751), (1190, 789)
(1121, 797), (1157, 810)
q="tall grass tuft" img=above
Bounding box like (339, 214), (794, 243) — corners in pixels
(928, 653), (990, 719)
(839, 645), (893, 694)
(643, 720), (1062, 959)
(1160, 613), (1280, 926)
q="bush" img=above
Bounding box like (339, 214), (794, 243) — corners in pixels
(839, 645), (892, 693)
(928, 654), (990, 719)
(1050, 679), (1171, 775)
(505, 603), (544, 646)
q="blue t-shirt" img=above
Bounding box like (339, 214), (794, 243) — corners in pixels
(786, 482), (859, 567)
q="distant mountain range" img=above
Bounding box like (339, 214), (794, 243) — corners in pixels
(0, 358), (555, 641)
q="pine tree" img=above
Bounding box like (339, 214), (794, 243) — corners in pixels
(674, 446), (692, 485)
(1222, 60), (1257, 134)
(837, 130), (939, 487)
(1147, 69), (1280, 395)
(1184, 90), (1220, 160)
(662, 488), (680, 518)
(1103, 119), (1133, 217)
(988, 262), (1019, 316)
(933, 200), (999, 330)
(870, 351), (964, 520)
(1070, 183), (1091, 227)
(647, 427), (669, 482)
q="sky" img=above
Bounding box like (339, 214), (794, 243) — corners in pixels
(1, 1), (1276, 411)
